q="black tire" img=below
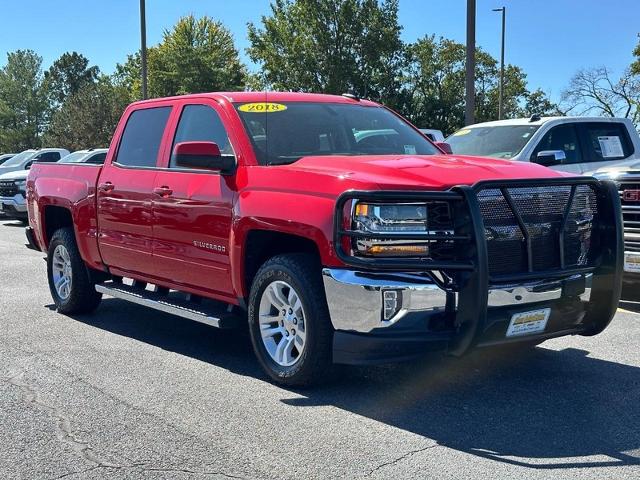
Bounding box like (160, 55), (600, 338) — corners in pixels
(248, 253), (333, 387)
(47, 228), (102, 314)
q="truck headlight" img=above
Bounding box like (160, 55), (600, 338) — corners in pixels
(15, 180), (26, 194)
(353, 202), (430, 256)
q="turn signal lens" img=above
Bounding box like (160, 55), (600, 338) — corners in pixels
(367, 245), (429, 256)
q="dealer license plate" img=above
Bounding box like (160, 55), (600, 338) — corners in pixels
(506, 308), (550, 338)
(624, 252), (640, 273)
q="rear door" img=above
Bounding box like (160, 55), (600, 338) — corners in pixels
(151, 100), (237, 298)
(575, 122), (636, 173)
(97, 105), (172, 277)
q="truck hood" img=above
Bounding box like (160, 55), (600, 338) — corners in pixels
(0, 165), (27, 177)
(277, 154), (567, 190)
(588, 157), (640, 177)
(0, 169), (28, 181)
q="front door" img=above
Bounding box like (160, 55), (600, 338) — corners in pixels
(97, 105), (172, 277)
(531, 124), (582, 174)
(151, 102), (236, 298)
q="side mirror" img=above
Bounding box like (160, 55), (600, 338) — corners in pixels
(434, 141), (453, 154)
(535, 150), (566, 167)
(173, 141), (235, 174)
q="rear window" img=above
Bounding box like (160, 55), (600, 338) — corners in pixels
(583, 122), (634, 162)
(115, 107), (171, 168)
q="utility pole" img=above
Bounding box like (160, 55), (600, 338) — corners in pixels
(493, 7), (506, 120)
(465, 0), (476, 126)
(140, 0), (148, 100)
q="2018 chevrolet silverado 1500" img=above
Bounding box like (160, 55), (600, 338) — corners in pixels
(25, 92), (623, 386)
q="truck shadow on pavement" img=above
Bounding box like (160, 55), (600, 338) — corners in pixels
(68, 298), (640, 471)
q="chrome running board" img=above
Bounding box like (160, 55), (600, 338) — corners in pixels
(95, 282), (241, 329)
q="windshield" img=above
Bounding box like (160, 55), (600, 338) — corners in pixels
(446, 125), (539, 159)
(59, 151), (89, 163)
(1, 150), (36, 167)
(235, 102), (439, 165)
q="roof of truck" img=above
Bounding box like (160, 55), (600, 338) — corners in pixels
(132, 91), (380, 107)
(464, 116), (636, 128)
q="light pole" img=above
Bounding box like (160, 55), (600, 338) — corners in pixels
(140, 0), (148, 100)
(493, 6), (506, 120)
(465, 0), (476, 126)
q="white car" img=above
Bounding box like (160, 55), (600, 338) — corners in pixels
(446, 116), (640, 174)
(419, 128), (445, 142)
(0, 149), (104, 220)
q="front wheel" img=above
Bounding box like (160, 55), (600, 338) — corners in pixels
(47, 228), (102, 314)
(248, 254), (333, 387)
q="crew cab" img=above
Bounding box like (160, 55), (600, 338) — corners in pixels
(446, 116), (640, 174)
(25, 93), (623, 386)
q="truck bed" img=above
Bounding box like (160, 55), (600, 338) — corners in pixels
(28, 162), (104, 270)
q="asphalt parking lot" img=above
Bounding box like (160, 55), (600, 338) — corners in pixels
(0, 219), (639, 480)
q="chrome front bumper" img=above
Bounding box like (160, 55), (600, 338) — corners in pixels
(0, 194), (27, 212)
(322, 268), (592, 333)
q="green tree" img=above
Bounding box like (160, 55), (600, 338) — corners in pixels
(522, 88), (561, 117)
(632, 34), (640, 75)
(42, 75), (131, 151)
(247, 0), (405, 105)
(44, 52), (99, 105)
(115, 15), (246, 99)
(0, 50), (48, 151)
(400, 36), (556, 134)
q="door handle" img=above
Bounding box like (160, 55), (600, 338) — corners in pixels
(98, 182), (114, 192)
(153, 186), (173, 197)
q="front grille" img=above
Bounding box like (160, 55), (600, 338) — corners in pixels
(617, 182), (640, 252)
(0, 181), (18, 197)
(426, 201), (455, 262)
(477, 185), (599, 277)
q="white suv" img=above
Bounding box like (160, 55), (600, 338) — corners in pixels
(446, 116), (640, 174)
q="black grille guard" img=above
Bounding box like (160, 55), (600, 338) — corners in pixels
(333, 177), (623, 355)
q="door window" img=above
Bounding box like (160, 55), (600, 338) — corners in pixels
(170, 104), (233, 168)
(86, 152), (107, 164)
(582, 122), (633, 162)
(34, 151), (62, 162)
(115, 106), (171, 168)
(532, 124), (582, 164)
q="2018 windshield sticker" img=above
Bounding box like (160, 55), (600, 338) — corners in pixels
(453, 129), (471, 136)
(238, 102), (287, 113)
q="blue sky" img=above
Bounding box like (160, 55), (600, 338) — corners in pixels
(1, 0), (638, 102)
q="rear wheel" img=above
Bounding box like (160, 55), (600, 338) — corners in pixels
(47, 228), (102, 314)
(248, 254), (333, 386)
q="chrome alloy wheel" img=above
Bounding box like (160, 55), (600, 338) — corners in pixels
(52, 244), (73, 300)
(258, 280), (307, 367)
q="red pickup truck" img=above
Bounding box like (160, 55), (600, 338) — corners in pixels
(25, 92), (623, 386)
